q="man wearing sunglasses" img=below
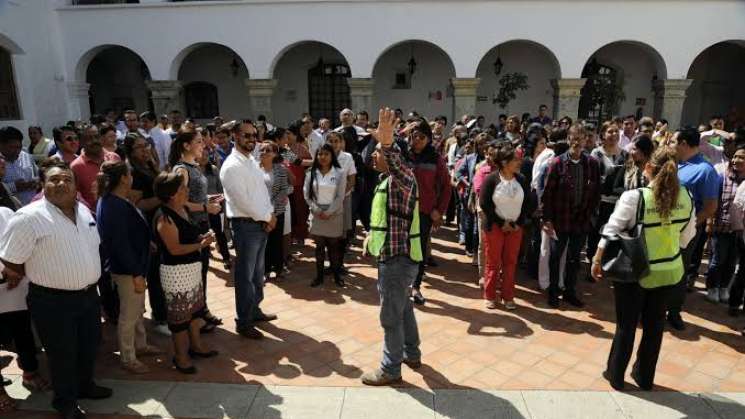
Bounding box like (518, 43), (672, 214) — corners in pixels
(52, 126), (80, 165)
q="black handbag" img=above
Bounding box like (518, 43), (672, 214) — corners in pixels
(601, 189), (650, 282)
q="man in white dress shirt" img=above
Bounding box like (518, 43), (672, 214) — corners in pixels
(0, 160), (112, 419)
(139, 111), (172, 170)
(220, 120), (278, 340)
(309, 118), (331, 158)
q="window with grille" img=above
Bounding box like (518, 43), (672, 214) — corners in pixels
(0, 48), (20, 120)
(185, 82), (219, 119)
(579, 62), (618, 124)
(308, 61), (351, 126)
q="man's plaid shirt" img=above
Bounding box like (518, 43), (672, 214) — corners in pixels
(378, 144), (419, 261)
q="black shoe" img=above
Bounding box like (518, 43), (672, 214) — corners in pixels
(667, 313), (686, 331)
(728, 307), (740, 317)
(402, 357), (422, 369)
(172, 357), (197, 374)
(188, 349), (219, 358)
(602, 370), (625, 391)
(630, 368), (652, 391)
(254, 312), (278, 322)
(334, 277), (346, 287)
(56, 404), (87, 419)
(79, 383), (113, 400)
(411, 290), (426, 305)
(548, 294), (560, 308)
(237, 326), (264, 339)
(310, 277), (323, 287)
(223, 262), (231, 271)
(563, 294), (585, 308)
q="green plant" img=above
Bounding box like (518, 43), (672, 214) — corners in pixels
(493, 72), (529, 109)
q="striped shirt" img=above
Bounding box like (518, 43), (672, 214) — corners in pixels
(0, 198), (101, 290)
(1, 150), (38, 206)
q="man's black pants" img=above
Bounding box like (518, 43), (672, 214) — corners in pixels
(27, 284), (101, 412)
(607, 281), (674, 389)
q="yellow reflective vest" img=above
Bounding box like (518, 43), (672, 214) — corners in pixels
(366, 177), (423, 262)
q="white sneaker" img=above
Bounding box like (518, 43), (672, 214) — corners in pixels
(153, 323), (171, 336)
(720, 287), (730, 304)
(706, 288), (720, 303)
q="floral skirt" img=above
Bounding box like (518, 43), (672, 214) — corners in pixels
(160, 261), (205, 325)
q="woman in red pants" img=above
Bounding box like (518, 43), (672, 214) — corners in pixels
(479, 143), (534, 310)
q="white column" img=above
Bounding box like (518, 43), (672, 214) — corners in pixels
(146, 80), (183, 117)
(653, 79), (694, 130)
(451, 78), (481, 122)
(245, 78), (278, 122)
(551, 78), (587, 121)
(347, 78), (375, 113)
(66, 81), (90, 122)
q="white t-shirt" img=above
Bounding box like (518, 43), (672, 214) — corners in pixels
(309, 129), (327, 158)
(314, 167), (342, 206)
(492, 174), (524, 223)
(337, 151), (357, 178)
(0, 207), (27, 313)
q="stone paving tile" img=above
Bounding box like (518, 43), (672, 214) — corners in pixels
(341, 387), (435, 419)
(246, 385), (345, 419)
(701, 393), (745, 418)
(153, 382), (259, 418)
(521, 390), (624, 419)
(434, 389), (530, 419)
(611, 392), (720, 419)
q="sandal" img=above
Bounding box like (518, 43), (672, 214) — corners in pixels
(22, 372), (51, 392)
(0, 390), (16, 413)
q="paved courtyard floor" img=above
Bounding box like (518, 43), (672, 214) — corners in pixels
(4, 225), (745, 417)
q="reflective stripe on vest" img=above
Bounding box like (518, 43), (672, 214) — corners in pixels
(366, 178), (423, 262)
(639, 186), (693, 289)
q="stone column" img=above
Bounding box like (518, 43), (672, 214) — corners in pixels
(451, 78), (481, 122)
(347, 78), (374, 113)
(551, 78), (587, 121)
(653, 79), (693, 130)
(67, 81), (90, 122)
(146, 80), (183, 117)
(245, 78), (278, 121)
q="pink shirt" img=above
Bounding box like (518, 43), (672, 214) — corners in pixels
(473, 163), (496, 197)
(70, 153), (102, 209)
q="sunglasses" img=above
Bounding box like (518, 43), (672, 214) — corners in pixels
(64, 135), (79, 142)
(260, 148), (274, 154)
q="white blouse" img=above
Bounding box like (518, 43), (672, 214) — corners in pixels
(491, 174), (524, 223)
(314, 167), (342, 206)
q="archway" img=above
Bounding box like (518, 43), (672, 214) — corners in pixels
(0, 46), (20, 120)
(271, 41), (351, 126)
(372, 40), (456, 121)
(579, 41), (667, 123)
(475, 40), (561, 123)
(682, 41), (745, 128)
(85, 46), (151, 116)
(176, 43), (249, 122)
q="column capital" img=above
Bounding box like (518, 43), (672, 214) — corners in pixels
(67, 81), (90, 99)
(146, 80), (183, 97)
(550, 78), (587, 97)
(653, 79), (693, 98)
(245, 78), (278, 97)
(347, 78), (375, 96)
(450, 78), (481, 96)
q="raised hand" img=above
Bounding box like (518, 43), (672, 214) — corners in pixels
(374, 108), (399, 148)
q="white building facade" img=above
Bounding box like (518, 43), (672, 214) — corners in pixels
(1, 0), (745, 134)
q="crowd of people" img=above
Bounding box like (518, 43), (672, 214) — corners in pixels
(0, 102), (744, 417)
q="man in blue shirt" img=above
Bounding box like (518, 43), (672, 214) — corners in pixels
(668, 127), (720, 330)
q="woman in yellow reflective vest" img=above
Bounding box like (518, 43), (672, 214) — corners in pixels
(592, 147), (696, 391)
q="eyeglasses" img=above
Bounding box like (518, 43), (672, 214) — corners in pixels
(64, 135), (79, 142)
(260, 148), (274, 154)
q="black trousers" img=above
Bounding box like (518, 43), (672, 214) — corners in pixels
(208, 213), (231, 263)
(587, 201), (616, 263)
(607, 281), (673, 389)
(729, 239), (745, 309)
(549, 232), (585, 297)
(147, 251), (167, 323)
(314, 235), (342, 276)
(97, 271), (118, 322)
(265, 214), (285, 274)
(413, 212), (433, 289)
(27, 284), (101, 412)
(0, 310), (39, 373)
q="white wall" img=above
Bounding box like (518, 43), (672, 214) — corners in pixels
(682, 42), (745, 126)
(372, 42), (454, 121)
(177, 45), (251, 122)
(272, 42), (348, 126)
(475, 42), (559, 122)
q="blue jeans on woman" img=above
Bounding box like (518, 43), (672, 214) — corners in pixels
(377, 255), (421, 377)
(232, 219), (268, 330)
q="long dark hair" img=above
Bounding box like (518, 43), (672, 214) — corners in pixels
(96, 161), (129, 198)
(123, 132), (158, 175)
(168, 131), (198, 169)
(308, 143), (341, 203)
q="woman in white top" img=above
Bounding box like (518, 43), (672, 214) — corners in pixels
(304, 144), (347, 287)
(478, 143), (534, 310)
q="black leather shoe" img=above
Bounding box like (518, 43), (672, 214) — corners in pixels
(172, 357), (197, 374)
(188, 349), (219, 358)
(79, 383), (113, 400)
(237, 326), (264, 339)
(631, 368), (652, 391)
(254, 312), (278, 322)
(548, 294), (560, 308)
(310, 277), (323, 287)
(602, 370), (625, 391)
(563, 294), (585, 308)
(728, 307), (740, 317)
(334, 277), (346, 287)
(57, 404), (87, 419)
(667, 313), (686, 331)
(411, 290), (426, 305)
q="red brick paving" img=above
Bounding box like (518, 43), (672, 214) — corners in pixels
(3, 225), (745, 392)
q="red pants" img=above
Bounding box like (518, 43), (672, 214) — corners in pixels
(482, 225), (523, 302)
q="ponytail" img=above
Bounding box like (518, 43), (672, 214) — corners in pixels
(96, 161), (129, 199)
(648, 147), (679, 220)
(168, 131), (197, 169)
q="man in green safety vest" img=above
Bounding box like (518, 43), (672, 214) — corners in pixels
(360, 108), (423, 386)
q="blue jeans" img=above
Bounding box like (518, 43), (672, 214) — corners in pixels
(706, 232), (738, 290)
(378, 255), (421, 377)
(232, 219), (268, 330)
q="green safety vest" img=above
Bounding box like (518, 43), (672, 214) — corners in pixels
(639, 186), (693, 289)
(366, 177), (423, 262)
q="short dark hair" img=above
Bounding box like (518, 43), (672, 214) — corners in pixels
(0, 126), (23, 144)
(539, 104), (548, 110)
(140, 111), (157, 123)
(435, 115), (448, 125)
(39, 158), (72, 182)
(734, 128), (745, 146)
(623, 114), (636, 122)
(52, 125), (77, 145)
(357, 110), (369, 120)
(89, 114), (106, 125)
(410, 118), (433, 141)
(99, 123), (116, 137)
(710, 115), (723, 121)
(154, 172), (184, 202)
(677, 126), (701, 148)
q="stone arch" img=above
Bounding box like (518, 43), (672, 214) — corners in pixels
(169, 42), (249, 82)
(81, 45), (152, 115)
